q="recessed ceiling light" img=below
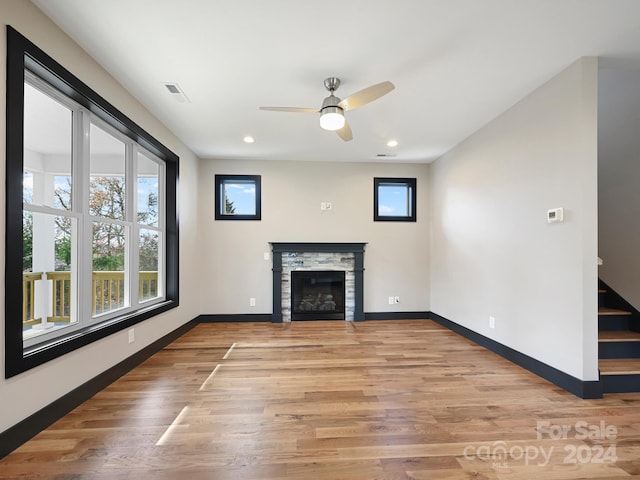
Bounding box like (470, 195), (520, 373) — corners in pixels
(387, 139), (398, 147)
(243, 136), (255, 143)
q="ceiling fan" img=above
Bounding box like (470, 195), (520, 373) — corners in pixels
(259, 77), (395, 142)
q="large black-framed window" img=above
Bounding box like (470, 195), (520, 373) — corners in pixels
(5, 26), (179, 377)
(214, 174), (261, 220)
(374, 177), (417, 222)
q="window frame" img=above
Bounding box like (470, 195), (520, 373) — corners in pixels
(5, 26), (179, 377)
(214, 174), (262, 221)
(373, 177), (417, 222)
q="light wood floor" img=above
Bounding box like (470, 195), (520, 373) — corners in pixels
(2, 320), (640, 479)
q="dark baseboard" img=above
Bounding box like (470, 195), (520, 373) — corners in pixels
(430, 312), (603, 399)
(365, 311), (430, 320)
(197, 313), (431, 322)
(197, 314), (273, 323)
(0, 318), (199, 460)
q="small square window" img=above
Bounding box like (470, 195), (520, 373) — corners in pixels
(374, 177), (416, 222)
(215, 174), (261, 220)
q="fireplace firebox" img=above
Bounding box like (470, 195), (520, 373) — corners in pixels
(291, 271), (345, 320)
(270, 242), (366, 323)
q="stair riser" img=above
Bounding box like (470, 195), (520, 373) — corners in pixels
(598, 317), (630, 331)
(601, 374), (640, 393)
(599, 342), (640, 359)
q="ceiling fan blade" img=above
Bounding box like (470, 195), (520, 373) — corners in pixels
(338, 81), (395, 111)
(336, 121), (353, 142)
(259, 106), (318, 113)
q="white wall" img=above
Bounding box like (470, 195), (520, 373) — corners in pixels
(0, 0), (201, 433)
(598, 65), (640, 309)
(430, 58), (599, 381)
(197, 159), (430, 316)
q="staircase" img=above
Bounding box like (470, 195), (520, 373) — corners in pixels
(598, 282), (640, 393)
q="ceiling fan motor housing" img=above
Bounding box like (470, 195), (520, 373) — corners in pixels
(321, 94), (342, 111)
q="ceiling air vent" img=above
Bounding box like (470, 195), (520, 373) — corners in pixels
(163, 82), (190, 103)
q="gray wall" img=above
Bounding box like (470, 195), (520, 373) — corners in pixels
(430, 58), (599, 381)
(0, 0), (201, 433)
(197, 159), (430, 316)
(598, 65), (640, 309)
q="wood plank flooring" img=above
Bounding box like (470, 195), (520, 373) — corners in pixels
(2, 320), (640, 479)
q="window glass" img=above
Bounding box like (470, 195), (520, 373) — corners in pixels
(90, 123), (126, 221)
(23, 212), (77, 340)
(139, 229), (160, 302)
(137, 152), (160, 226)
(23, 82), (73, 209)
(92, 221), (128, 316)
(53, 175), (72, 211)
(378, 184), (410, 217)
(222, 179), (256, 215)
(23, 171), (33, 203)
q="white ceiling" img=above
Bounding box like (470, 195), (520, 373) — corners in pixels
(32, 0), (640, 164)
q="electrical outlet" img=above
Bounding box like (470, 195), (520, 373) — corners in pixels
(320, 202), (327, 211)
(128, 328), (135, 344)
(394, 296), (400, 304)
(388, 296), (394, 305)
(489, 316), (495, 329)
(326, 202), (332, 210)
(250, 297), (256, 307)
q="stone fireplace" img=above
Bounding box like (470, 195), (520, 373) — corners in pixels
(270, 243), (366, 322)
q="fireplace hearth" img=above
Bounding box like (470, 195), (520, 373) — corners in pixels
(291, 271), (345, 320)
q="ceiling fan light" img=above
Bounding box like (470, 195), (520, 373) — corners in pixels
(320, 107), (345, 131)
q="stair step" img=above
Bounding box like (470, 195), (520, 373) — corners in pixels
(599, 330), (640, 358)
(600, 359), (640, 393)
(598, 307), (632, 330)
(598, 330), (640, 342)
(598, 307), (632, 316)
(599, 358), (640, 375)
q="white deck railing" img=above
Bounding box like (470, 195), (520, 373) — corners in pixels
(23, 271), (158, 327)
